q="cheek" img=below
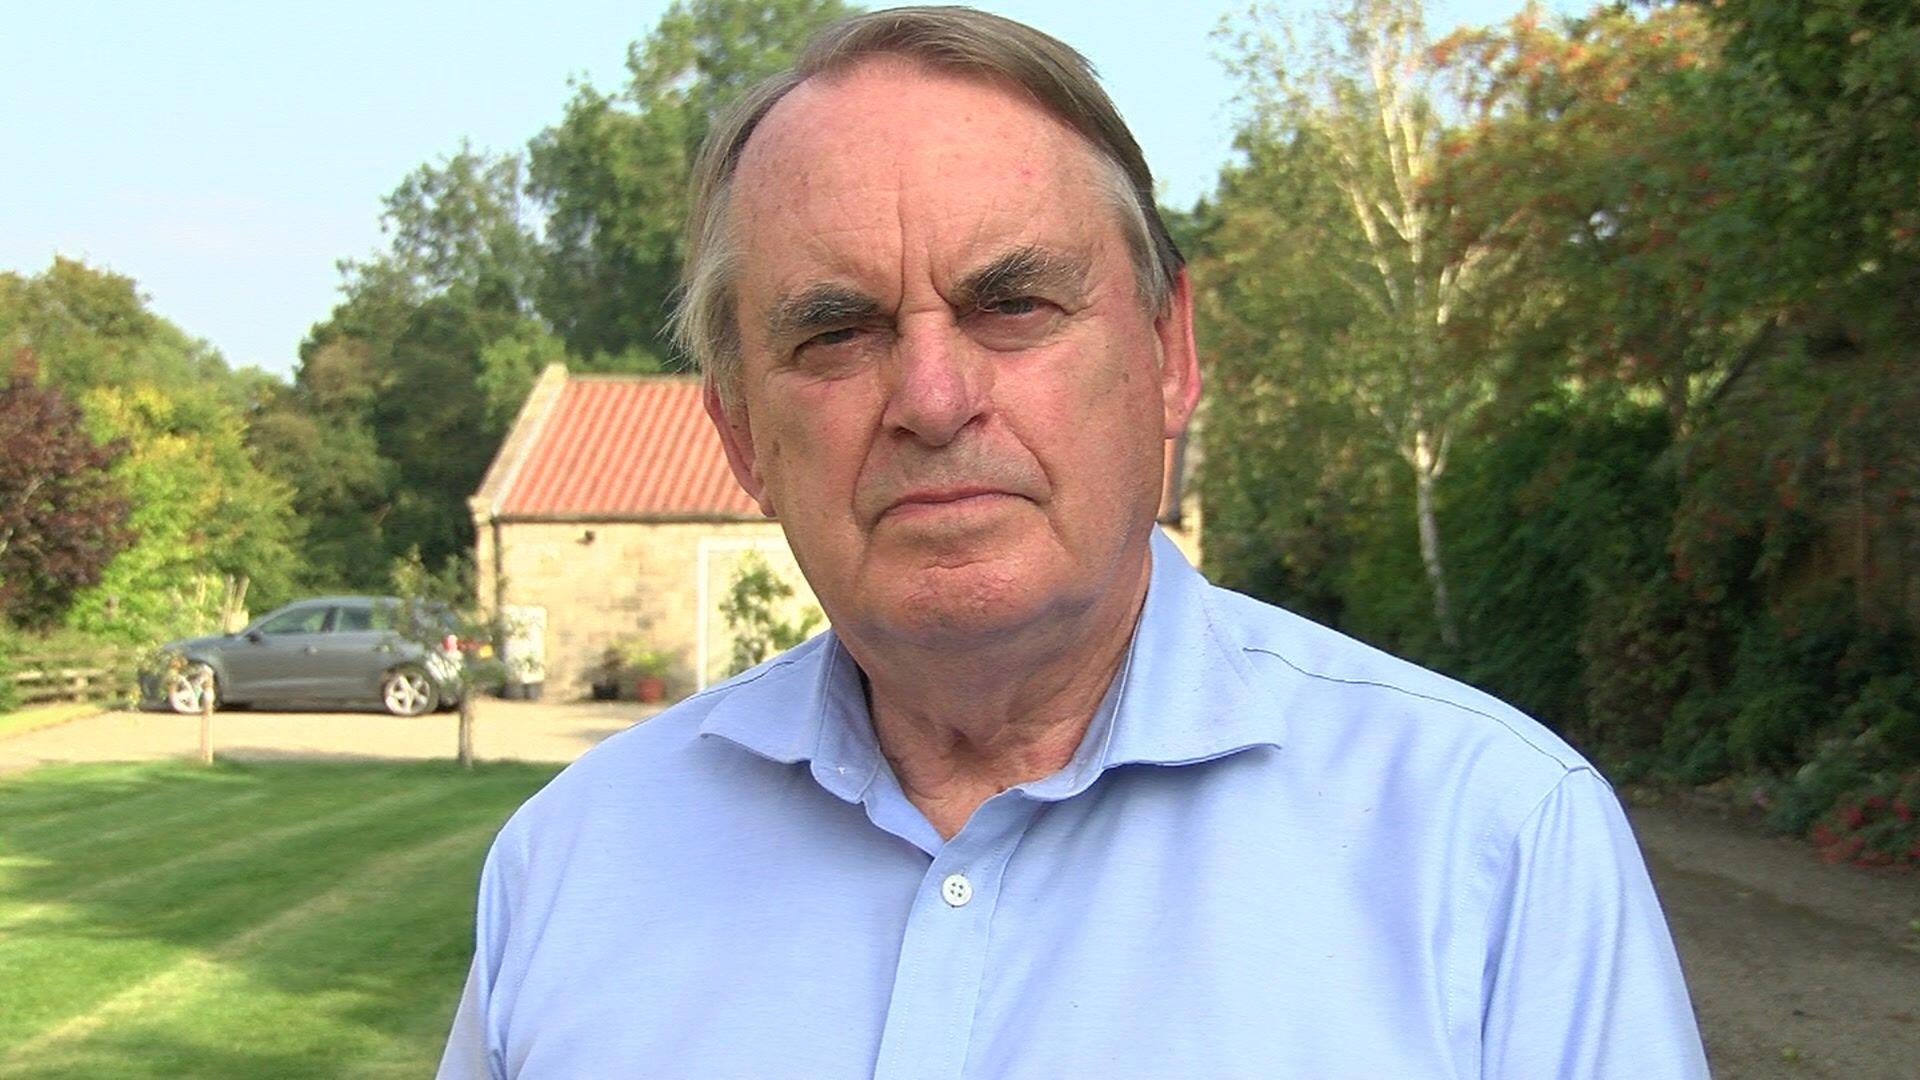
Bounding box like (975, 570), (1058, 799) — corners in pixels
(754, 398), (861, 507)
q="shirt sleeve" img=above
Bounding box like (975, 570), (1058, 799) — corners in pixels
(1479, 767), (1711, 1079)
(436, 842), (510, 1080)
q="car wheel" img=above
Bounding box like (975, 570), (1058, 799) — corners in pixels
(165, 663), (217, 715)
(381, 666), (439, 717)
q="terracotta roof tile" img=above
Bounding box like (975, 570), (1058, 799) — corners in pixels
(497, 377), (761, 519)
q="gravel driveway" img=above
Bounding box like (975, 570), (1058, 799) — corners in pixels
(0, 698), (660, 774)
(3, 702), (1916, 1078)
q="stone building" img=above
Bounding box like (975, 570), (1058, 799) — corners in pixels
(471, 364), (1200, 700)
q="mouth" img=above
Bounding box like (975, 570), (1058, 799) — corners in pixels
(881, 487), (1023, 521)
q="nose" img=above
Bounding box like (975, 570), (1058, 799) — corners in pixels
(880, 317), (990, 447)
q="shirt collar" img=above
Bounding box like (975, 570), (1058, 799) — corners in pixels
(697, 530), (1284, 802)
(1032, 529), (1284, 798)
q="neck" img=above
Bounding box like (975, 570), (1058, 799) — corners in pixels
(846, 558), (1150, 841)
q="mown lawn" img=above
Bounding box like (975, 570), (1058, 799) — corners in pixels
(0, 760), (557, 1078)
(0, 703), (105, 741)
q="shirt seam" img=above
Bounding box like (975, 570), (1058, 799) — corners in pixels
(684, 651), (806, 703)
(1241, 645), (1578, 768)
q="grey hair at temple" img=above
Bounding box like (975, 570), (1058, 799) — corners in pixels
(668, 5), (1185, 405)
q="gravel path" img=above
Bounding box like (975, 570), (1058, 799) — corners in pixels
(0, 699), (659, 774)
(4, 704), (1916, 1077)
(1628, 800), (1920, 1079)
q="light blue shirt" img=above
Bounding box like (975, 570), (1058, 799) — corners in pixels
(439, 533), (1708, 1078)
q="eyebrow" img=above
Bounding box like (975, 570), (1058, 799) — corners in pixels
(765, 284), (883, 344)
(953, 246), (1092, 310)
(762, 245), (1094, 343)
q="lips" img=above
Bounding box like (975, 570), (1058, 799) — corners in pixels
(856, 447), (1048, 527)
(881, 486), (1022, 519)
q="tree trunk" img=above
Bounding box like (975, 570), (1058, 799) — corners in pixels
(1412, 431), (1461, 651)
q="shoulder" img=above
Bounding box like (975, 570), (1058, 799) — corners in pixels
(1200, 581), (1598, 822)
(489, 645), (824, 872)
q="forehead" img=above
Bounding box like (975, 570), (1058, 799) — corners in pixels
(728, 59), (1116, 302)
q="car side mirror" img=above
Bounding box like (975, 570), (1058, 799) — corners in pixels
(246, 630), (265, 644)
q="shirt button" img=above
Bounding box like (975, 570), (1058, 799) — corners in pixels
(940, 873), (973, 907)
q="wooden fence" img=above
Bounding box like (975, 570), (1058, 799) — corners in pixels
(3, 649), (140, 709)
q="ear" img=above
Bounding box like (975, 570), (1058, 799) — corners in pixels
(1153, 268), (1203, 438)
(704, 379), (777, 518)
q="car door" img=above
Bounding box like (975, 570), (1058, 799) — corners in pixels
(312, 601), (399, 703)
(221, 603), (335, 702)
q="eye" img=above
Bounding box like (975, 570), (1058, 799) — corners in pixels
(980, 296), (1043, 317)
(801, 326), (861, 350)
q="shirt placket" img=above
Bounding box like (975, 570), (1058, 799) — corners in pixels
(870, 794), (1037, 1080)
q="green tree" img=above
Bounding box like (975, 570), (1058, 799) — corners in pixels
(0, 259), (237, 398)
(298, 147), (550, 576)
(1438, 4), (1781, 435)
(1705, 0), (1920, 320)
(389, 547), (500, 768)
(1195, 117), (1397, 630)
(66, 385), (300, 646)
(338, 144), (541, 315)
(477, 322), (569, 433)
(1219, 0), (1539, 649)
(285, 3), (862, 583)
(246, 382), (396, 593)
(529, 0), (855, 363)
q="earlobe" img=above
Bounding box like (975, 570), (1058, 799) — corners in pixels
(1154, 269), (1203, 437)
(704, 380), (777, 518)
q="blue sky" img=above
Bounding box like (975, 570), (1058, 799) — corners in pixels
(1, 1), (1555, 379)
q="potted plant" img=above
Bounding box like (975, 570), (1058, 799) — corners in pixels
(618, 643), (672, 703)
(590, 645), (625, 701)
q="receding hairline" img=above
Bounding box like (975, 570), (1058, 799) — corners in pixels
(724, 60), (1148, 334)
(726, 54), (1109, 217)
(673, 7), (1184, 404)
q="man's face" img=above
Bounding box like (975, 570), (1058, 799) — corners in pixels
(709, 59), (1200, 655)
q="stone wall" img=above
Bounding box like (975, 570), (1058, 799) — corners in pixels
(478, 519), (816, 699)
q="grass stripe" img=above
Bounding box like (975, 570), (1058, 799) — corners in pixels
(0, 822), (498, 1076)
(0, 784), (459, 936)
(0, 769), (403, 891)
(0, 789), (275, 875)
(0, 762), (554, 1076)
(0, 763), (289, 841)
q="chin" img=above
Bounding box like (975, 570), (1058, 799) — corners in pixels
(873, 557), (1088, 648)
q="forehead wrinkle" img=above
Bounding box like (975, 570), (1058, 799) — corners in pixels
(730, 61), (1128, 350)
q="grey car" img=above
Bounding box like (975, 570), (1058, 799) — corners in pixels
(142, 596), (464, 717)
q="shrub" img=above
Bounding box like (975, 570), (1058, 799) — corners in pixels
(719, 553), (823, 678)
(1806, 769), (1920, 868)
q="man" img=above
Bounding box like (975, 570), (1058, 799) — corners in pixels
(439, 8), (1709, 1078)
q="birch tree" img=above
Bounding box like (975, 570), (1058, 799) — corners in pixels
(1225, 0), (1531, 649)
